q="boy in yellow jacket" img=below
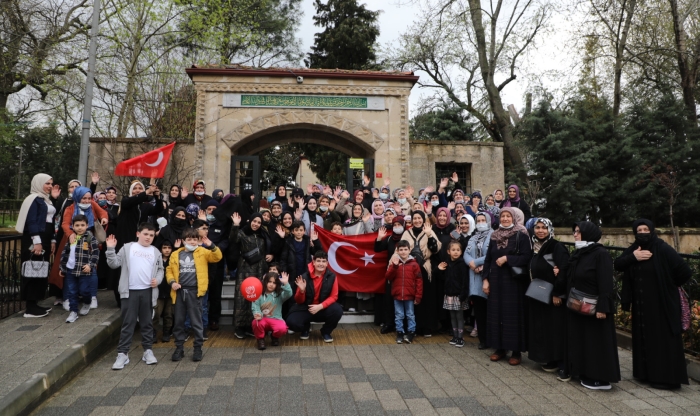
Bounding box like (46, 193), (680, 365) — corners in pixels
(166, 227), (222, 362)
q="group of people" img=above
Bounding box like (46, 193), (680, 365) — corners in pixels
(15, 172), (692, 391)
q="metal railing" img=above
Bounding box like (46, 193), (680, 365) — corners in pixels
(0, 200), (22, 227)
(0, 234), (23, 319)
(561, 242), (700, 356)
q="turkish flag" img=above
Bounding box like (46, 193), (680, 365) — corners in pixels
(314, 226), (389, 294)
(114, 142), (176, 178)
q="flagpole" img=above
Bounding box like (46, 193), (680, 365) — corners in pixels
(77, 0), (102, 185)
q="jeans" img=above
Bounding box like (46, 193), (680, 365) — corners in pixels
(91, 269), (98, 297)
(394, 299), (416, 334)
(286, 303), (344, 336)
(65, 271), (91, 313)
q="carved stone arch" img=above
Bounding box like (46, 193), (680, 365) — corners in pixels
(221, 111), (385, 157)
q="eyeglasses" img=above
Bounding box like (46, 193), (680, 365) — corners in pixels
(199, 227), (209, 231)
(573, 229), (581, 235)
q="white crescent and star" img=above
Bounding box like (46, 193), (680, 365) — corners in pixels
(328, 242), (376, 275)
(145, 151), (164, 167)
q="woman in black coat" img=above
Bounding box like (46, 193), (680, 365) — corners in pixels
(482, 207), (532, 365)
(567, 221), (620, 390)
(614, 219), (692, 390)
(527, 218), (570, 378)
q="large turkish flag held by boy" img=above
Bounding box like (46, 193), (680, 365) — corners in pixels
(114, 142), (176, 178)
(314, 226), (388, 294)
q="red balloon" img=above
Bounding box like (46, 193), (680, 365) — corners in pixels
(240, 277), (263, 302)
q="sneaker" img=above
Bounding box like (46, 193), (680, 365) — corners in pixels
(348, 308), (356, 312)
(90, 296), (98, 309)
(404, 332), (415, 344)
(23, 308), (49, 318)
(449, 337), (457, 345)
(53, 299), (63, 306)
(542, 363), (558, 373)
(271, 337), (280, 346)
(396, 332), (404, 344)
(63, 299), (70, 311)
(557, 370), (571, 382)
(112, 353), (129, 370)
(79, 304), (91, 316)
(162, 332), (171, 343)
(580, 378), (610, 390)
(454, 339), (465, 348)
(287, 329), (295, 334)
(39, 305), (52, 313)
(300, 330), (310, 340)
(192, 348), (203, 361)
(65, 311), (79, 323)
(423, 331), (432, 338)
(142, 349), (157, 365)
(172, 348), (184, 361)
(322, 333), (333, 343)
(234, 328), (246, 339)
(470, 328), (478, 338)
(203, 329), (209, 341)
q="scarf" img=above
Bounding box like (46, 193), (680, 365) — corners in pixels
(459, 214), (475, 236)
(192, 179), (206, 201)
(473, 213), (492, 257)
(391, 216), (405, 241)
(72, 186), (95, 228)
(129, 180), (145, 196)
(371, 199), (385, 220)
(490, 207), (522, 249)
(434, 207), (452, 229)
(503, 184), (521, 207)
(532, 217), (554, 253)
(16, 173), (53, 233)
(343, 203), (364, 227)
(305, 196), (319, 223)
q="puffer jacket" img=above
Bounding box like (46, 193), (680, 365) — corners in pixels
(385, 256), (423, 303)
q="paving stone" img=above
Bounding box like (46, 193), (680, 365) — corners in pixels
(368, 373), (395, 390)
(142, 405), (174, 416)
(344, 367), (368, 383)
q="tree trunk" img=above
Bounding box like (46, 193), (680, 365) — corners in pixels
(467, 0), (527, 183)
(612, 0), (636, 117)
(669, 0), (698, 125)
(0, 93), (8, 121)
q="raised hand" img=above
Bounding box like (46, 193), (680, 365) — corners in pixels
(447, 201), (455, 210)
(439, 177), (449, 189)
(306, 183), (314, 195)
(329, 199), (337, 210)
(51, 184), (61, 199)
(451, 172), (459, 183)
(295, 276), (306, 292)
(363, 175), (370, 187)
(181, 187), (189, 198)
(334, 186), (342, 197)
(423, 221), (432, 234)
(377, 226), (387, 240)
(425, 202), (433, 215)
(362, 211), (371, 222)
(198, 210), (207, 220)
(438, 262), (447, 270)
(91, 171), (100, 184)
(145, 184), (156, 195)
(231, 212), (241, 226)
(310, 227), (318, 241)
(383, 178), (391, 187)
(425, 185), (434, 194)
(405, 185), (414, 196)
(298, 199), (306, 211)
(280, 272), (289, 285)
(276, 224), (285, 238)
(174, 239), (182, 248)
(294, 208), (303, 221)
(106, 235), (117, 248)
(201, 236), (212, 247)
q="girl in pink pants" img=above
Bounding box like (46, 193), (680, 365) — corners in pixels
(252, 272), (293, 350)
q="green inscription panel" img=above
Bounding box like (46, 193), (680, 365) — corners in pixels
(240, 95), (368, 109)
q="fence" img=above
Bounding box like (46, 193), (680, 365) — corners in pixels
(0, 200), (22, 227)
(0, 234), (23, 319)
(561, 242), (700, 356)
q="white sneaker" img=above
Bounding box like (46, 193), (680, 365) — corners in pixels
(79, 304), (91, 316)
(66, 311), (79, 323)
(90, 297), (98, 309)
(63, 299), (70, 311)
(112, 353), (129, 370)
(142, 349), (158, 365)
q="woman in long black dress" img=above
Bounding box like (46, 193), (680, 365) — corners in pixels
(527, 218), (570, 378)
(614, 219), (691, 390)
(567, 221), (620, 390)
(482, 207), (532, 365)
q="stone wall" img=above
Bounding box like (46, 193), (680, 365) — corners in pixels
(408, 141), (505, 195)
(555, 227), (700, 254)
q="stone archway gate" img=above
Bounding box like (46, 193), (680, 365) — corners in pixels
(185, 65), (419, 191)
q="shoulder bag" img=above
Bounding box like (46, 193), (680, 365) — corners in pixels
(242, 235), (263, 264)
(566, 288), (598, 316)
(680, 287), (691, 332)
(22, 252), (50, 278)
(93, 222), (106, 244)
(508, 233), (528, 279)
(525, 253), (556, 304)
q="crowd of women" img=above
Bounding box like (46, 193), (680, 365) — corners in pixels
(16, 171), (692, 391)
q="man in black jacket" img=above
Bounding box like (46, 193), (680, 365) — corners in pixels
(285, 251), (343, 343)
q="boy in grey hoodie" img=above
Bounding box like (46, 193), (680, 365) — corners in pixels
(106, 222), (164, 370)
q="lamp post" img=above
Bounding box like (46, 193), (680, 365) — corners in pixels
(16, 146), (23, 198)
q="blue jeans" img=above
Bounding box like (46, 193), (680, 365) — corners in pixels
(91, 269), (98, 297)
(394, 299), (416, 333)
(185, 291), (208, 330)
(65, 271), (91, 312)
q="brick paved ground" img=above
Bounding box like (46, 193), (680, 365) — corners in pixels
(30, 324), (700, 416)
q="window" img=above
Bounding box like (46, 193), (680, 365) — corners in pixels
(435, 163), (471, 195)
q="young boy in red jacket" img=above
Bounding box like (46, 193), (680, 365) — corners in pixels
(385, 240), (423, 344)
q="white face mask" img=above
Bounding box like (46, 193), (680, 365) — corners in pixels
(206, 214), (216, 222)
(393, 226), (404, 235)
(78, 203), (91, 210)
(574, 241), (591, 249)
(454, 198), (464, 204)
(476, 223), (489, 232)
(194, 191), (205, 196)
(500, 223), (514, 229)
(431, 200), (439, 206)
(397, 198), (406, 205)
(379, 192), (388, 200)
(185, 244), (198, 251)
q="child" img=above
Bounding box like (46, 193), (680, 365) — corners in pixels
(252, 272), (293, 350)
(166, 227), (222, 362)
(386, 240), (423, 344)
(268, 262), (279, 274)
(105, 222), (164, 370)
(155, 240), (176, 342)
(279, 221), (319, 318)
(330, 221), (343, 235)
(437, 240), (470, 348)
(59, 214), (99, 323)
(190, 219), (211, 339)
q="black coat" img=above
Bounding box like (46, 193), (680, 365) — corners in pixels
(436, 258), (469, 300)
(115, 192), (164, 248)
(279, 235), (320, 280)
(183, 193), (213, 208)
(290, 269), (337, 313)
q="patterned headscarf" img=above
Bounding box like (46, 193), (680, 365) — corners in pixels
(532, 217), (554, 253)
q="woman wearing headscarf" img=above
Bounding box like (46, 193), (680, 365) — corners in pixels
(454, 214), (474, 251)
(401, 211), (441, 337)
(183, 179), (213, 208)
(493, 189), (505, 208)
(212, 189), (224, 203)
(342, 203), (374, 235)
(167, 185), (186, 211)
(614, 219), (691, 390)
(465, 212), (493, 349)
(16, 174), (56, 317)
(238, 189), (256, 225)
(301, 196), (324, 236)
(273, 184), (290, 212)
(432, 207), (457, 332)
(466, 192), (485, 218)
(482, 207), (533, 365)
(370, 200), (385, 230)
(484, 194), (501, 218)
(374, 216), (406, 333)
(567, 221), (620, 390)
(155, 207), (188, 248)
(230, 212), (269, 339)
(527, 218), (570, 378)
(502, 185), (531, 221)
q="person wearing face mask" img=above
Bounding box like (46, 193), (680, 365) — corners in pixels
(566, 222), (619, 390)
(614, 219), (692, 390)
(48, 186), (108, 311)
(373, 216), (406, 333)
(316, 195), (341, 230)
(212, 189), (224, 203)
(93, 191), (119, 290)
(378, 186), (391, 203)
(183, 180), (213, 208)
(393, 188), (414, 217)
(481, 208), (533, 366)
(156, 207), (189, 248)
(465, 212), (493, 349)
(527, 218), (570, 380)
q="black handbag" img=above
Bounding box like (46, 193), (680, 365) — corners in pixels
(566, 288), (598, 316)
(526, 279), (554, 304)
(242, 246), (262, 264)
(508, 233), (528, 279)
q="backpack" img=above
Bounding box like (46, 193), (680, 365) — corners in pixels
(406, 232), (426, 266)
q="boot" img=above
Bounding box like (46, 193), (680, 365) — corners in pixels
(271, 337), (280, 347)
(162, 329), (171, 343)
(257, 338), (266, 350)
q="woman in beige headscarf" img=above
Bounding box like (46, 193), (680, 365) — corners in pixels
(16, 173), (56, 318)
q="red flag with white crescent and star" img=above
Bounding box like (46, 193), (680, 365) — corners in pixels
(314, 225), (389, 293)
(114, 142), (176, 178)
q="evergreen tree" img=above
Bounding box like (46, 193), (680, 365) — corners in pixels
(305, 0), (381, 70)
(409, 106), (477, 141)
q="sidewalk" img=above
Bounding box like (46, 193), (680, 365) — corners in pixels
(0, 291), (122, 414)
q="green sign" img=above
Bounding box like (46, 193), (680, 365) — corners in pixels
(349, 158), (364, 169)
(240, 94), (368, 109)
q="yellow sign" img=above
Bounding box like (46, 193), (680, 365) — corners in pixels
(349, 158), (364, 169)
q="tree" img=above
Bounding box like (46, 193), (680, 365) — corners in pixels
(257, 143), (304, 190)
(305, 0), (382, 70)
(299, 144), (349, 186)
(409, 105), (477, 141)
